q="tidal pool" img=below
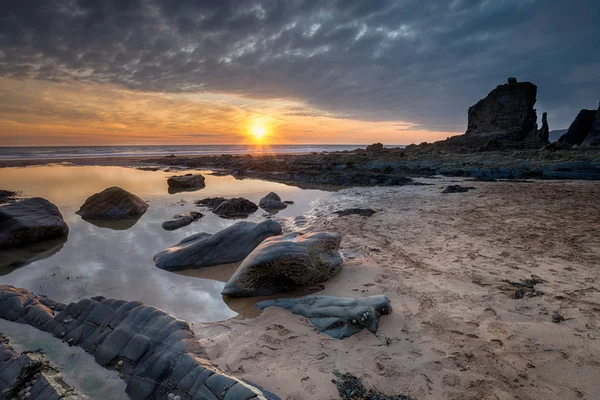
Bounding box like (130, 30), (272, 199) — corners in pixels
(0, 165), (326, 323)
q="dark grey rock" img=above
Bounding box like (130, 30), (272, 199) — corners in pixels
(167, 174), (206, 193)
(161, 211), (203, 231)
(559, 109), (596, 145)
(365, 143), (384, 152)
(195, 197), (227, 209)
(581, 101), (600, 147)
(222, 232), (342, 297)
(76, 187), (148, 220)
(539, 112), (550, 142)
(0, 286), (275, 400)
(0, 198), (69, 249)
(334, 208), (376, 217)
(259, 192), (287, 211)
(212, 198), (258, 219)
(154, 220), (282, 271)
(256, 295), (391, 339)
(0, 189), (19, 204)
(441, 185), (475, 194)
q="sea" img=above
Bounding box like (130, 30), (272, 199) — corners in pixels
(0, 144), (404, 160)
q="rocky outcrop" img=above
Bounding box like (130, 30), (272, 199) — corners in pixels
(581, 102), (600, 147)
(167, 174), (206, 193)
(161, 211), (203, 231)
(0, 198), (69, 249)
(0, 286), (274, 400)
(0, 334), (86, 399)
(539, 112), (550, 142)
(258, 192), (287, 211)
(154, 220), (282, 271)
(558, 109), (596, 146)
(212, 198), (258, 219)
(365, 143), (384, 152)
(222, 232), (342, 297)
(76, 187), (148, 220)
(256, 295), (391, 339)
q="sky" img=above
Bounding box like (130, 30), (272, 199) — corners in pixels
(0, 0), (599, 146)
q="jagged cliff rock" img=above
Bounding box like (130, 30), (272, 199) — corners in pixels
(581, 102), (600, 147)
(558, 109), (596, 146)
(537, 112), (550, 142)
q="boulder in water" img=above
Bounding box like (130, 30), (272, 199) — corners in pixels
(167, 174), (206, 193)
(222, 232), (342, 297)
(212, 197), (258, 219)
(76, 187), (148, 220)
(0, 197), (69, 248)
(259, 192), (288, 211)
(256, 295), (391, 339)
(161, 211), (203, 231)
(154, 220), (282, 271)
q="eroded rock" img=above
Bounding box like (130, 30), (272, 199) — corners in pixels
(581, 101), (600, 147)
(256, 295), (391, 339)
(161, 211), (203, 231)
(76, 187), (148, 220)
(0, 198), (69, 249)
(259, 192), (287, 211)
(154, 220), (282, 271)
(222, 232), (342, 297)
(559, 109), (596, 146)
(0, 286), (273, 400)
(212, 198), (258, 219)
(167, 174), (206, 193)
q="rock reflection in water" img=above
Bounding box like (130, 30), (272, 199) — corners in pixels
(0, 235), (68, 273)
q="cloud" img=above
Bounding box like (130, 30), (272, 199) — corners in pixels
(1, 0), (599, 131)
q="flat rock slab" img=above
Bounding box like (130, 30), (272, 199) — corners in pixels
(334, 208), (376, 217)
(222, 232), (342, 297)
(0, 333), (86, 399)
(258, 192), (287, 211)
(0, 286), (274, 400)
(441, 185), (475, 194)
(256, 295), (391, 339)
(161, 211), (203, 231)
(154, 220), (282, 271)
(167, 174), (206, 194)
(0, 197), (69, 249)
(76, 187), (149, 220)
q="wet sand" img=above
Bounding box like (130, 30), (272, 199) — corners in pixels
(196, 178), (600, 399)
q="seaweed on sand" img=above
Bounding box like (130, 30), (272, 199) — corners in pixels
(333, 371), (412, 400)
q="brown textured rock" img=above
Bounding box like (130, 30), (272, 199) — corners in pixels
(166, 174), (206, 193)
(76, 187), (148, 220)
(558, 109), (596, 146)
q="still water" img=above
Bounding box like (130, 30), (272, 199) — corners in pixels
(0, 165), (326, 323)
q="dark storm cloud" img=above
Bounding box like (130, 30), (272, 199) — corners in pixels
(1, 0), (599, 131)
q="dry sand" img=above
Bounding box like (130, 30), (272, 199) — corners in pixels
(194, 177), (600, 400)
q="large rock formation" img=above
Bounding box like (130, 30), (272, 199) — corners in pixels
(167, 174), (206, 194)
(256, 295), (391, 339)
(0, 197), (69, 249)
(76, 187), (149, 220)
(581, 102), (600, 147)
(154, 220), (282, 271)
(258, 192), (287, 211)
(222, 232), (342, 297)
(0, 286), (274, 400)
(0, 333), (86, 399)
(537, 112), (550, 142)
(558, 109), (597, 146)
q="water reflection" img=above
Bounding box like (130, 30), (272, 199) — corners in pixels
(0, 165), (325, 323)
(80, 216), (144, 230)
(0, 236), (68, 272)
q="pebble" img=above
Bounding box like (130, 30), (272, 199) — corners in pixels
(174, 396), (181, 400)
(117, 360), (123, 367)
(167, 394), (175, 400)
(25, 393), (31, 398)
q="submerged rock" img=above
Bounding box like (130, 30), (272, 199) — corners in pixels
(0, 197), (69, 249)
(441, 185), (475, 194)
(559, 109), (597, 146)
(259, 192), (288, 211)
(161, 211), (203, 231)
(212, 197), (258, 219)
(222, 232), (342, 297)
(76, 187), (148, 220)
(154, 220), (282, 271)
(0, 334), (86, 399)
(167, 174), (206, 193)
(0, 286), (274, 400)
(256, 295), (391, 339)
(334, 208), (376, 217)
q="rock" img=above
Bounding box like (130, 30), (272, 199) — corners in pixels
(222, 232), (342, 297)
(558, 109), (596, 145)
(161, 211), (203, 231)
(154, 220), (282, 271)
(464, 78), (538, 143)
(581, 101), (600, 147)
(256, 295), (391, 339)
(334, 208), (376, 217)
(507, 77), (518, 84)
(0, 197), (69, 249)
(538, 112), (550, 142)
(0, 189), (19, 204)
(441, 185), (475, 194)
(333, 371), (411, 399)
(365, 143), (384, 152)
(136, 166), (160, 172)
(259, 192), (288, 211)
(76, 187), (148, 220)
(0, 333), (86, 399)
(212, 197), (258, 219)
(0, 286), (275, 400)
(167, 174), (206, 193)
(195, 197), (227, 209)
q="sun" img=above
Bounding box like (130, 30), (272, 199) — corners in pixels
(250, 124), (266, 140)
